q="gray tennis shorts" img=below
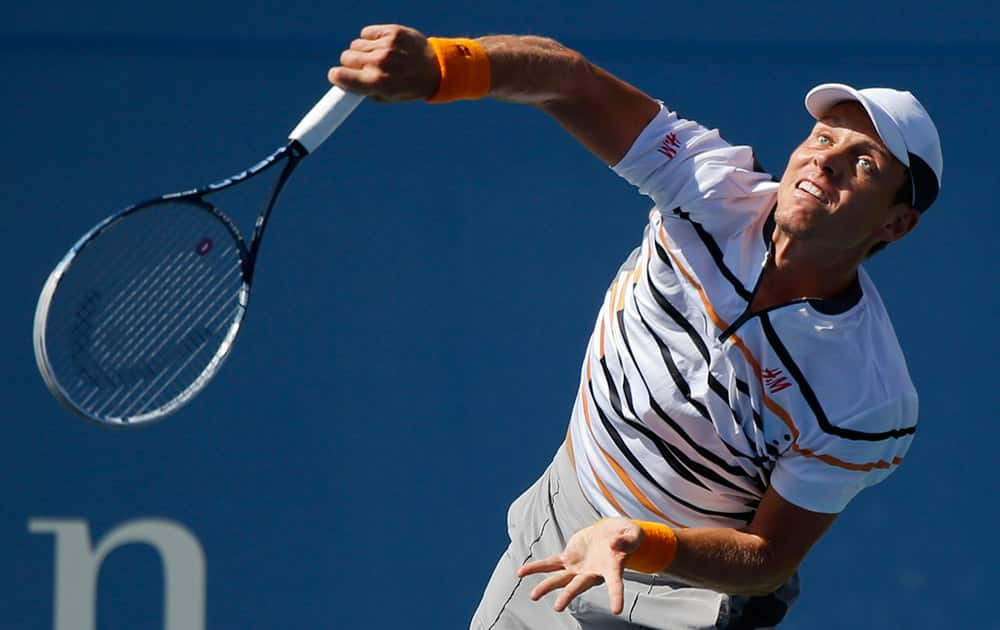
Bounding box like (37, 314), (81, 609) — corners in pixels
(469, 444), (798, 629)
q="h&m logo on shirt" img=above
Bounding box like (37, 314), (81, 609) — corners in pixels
(763, 368), (792, 394)
(658, 133), (681, 159)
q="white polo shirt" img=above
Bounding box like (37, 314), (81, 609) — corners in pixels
(568, 105), (918, 526)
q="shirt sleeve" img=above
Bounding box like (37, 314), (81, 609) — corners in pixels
(611, 104), (778, 220)
(769, 394), (918, 514)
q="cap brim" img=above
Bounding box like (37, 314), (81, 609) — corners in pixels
(804, 83), (910, 169)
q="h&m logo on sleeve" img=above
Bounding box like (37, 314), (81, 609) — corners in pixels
(658, 133), (681, 159)
(763, 368), (792, 394)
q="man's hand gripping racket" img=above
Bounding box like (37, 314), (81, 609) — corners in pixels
(32, 85), (363, 426)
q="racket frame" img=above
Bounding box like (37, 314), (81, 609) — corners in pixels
(33, 143), (305, 426)
(34, 85), (362, 426)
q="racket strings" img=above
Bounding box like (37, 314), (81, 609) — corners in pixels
(91, 244), (231, 376)
(90, 257), (237, 417)
(59, 229), (202, 382)
(110, 254), (242, 418)
(45, 201), (245, 421)
(78, 249), (195, 378)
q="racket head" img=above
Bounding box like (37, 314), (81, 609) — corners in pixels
(34, 198), (251, 426)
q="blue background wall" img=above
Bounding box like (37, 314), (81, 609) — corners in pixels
(3, 1), (996, 628)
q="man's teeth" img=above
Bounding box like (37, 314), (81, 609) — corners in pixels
(797, 181), (825, 201)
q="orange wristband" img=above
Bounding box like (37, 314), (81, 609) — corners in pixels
(624, 520), (677, 574)
(426, 37), (491, 103)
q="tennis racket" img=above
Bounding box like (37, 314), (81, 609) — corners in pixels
(33, 85), (364, 427)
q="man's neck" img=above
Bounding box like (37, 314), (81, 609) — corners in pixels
(750, 227), (864, 313)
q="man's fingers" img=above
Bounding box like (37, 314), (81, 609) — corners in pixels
(339, 48), (385, 70)
(529, 571), (573, 601)
(604, 569), (625, 615)
(359, 24), (396, 40)
(553, 574), (602, 612)
(350, 37), (378, 53)
(517, 555), (565, 577)
(327, 67), (381, 94)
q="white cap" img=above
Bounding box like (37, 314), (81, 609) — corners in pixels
(805, 83), (943, 211)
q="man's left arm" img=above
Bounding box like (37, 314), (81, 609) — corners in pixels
(668, 486), (837, 595)
(519, 486), (837, 614)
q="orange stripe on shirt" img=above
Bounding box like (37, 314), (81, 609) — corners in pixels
(578, 382), (628, 514)
(565, 425), (576, 464)
(596, 437), (687, 528)
(589, 460), (628, 515)
(631, 263), (644, 289)
(655, 224), (902, 471)
(657, 225), (730, 331)
(730, 337), (801, 442)
(568, 410), (629, 515)
(580, 380), (687, 527)
(614, 265), (644, 315)
(599, 319), (606, 359)
(606, 281), (618, 326)
(615, 274), (628, 313)
(795, 447), (904, 471)
(656, 225), (800, 439)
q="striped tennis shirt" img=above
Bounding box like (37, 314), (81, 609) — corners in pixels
(568, 105), (918, 527)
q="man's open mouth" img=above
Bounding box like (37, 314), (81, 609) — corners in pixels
(796, 180), (827, 203)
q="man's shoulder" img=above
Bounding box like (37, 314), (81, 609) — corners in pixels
(614, 106), (780, 207)
(776, 280), (918, 436)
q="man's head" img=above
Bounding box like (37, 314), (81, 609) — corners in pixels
(775, 84), (942, 258)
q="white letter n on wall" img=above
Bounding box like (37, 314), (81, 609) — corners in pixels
(28, 518), (206, 630)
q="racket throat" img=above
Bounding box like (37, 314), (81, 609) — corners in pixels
(243, 152), (303, 283)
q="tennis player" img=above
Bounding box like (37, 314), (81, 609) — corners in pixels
(329, 25), (942, 629)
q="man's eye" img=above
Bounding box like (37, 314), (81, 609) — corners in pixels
(817, 135), (831, 144)
(858, 157), (874, 171)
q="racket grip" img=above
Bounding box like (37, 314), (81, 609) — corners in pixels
(288, 86), (364, 154)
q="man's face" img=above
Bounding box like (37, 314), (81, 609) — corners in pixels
(776, 101), (915, 253)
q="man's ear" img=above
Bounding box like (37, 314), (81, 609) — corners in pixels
(881, 205), (921, 243)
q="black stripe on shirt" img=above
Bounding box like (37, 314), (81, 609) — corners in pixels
(615, 303), (765, 494)
(608, 335), (708, 490)
(613, 311), (763, 499)
(643, 262), (768, 458)
(600, 352), (711, 491)
(654, 240), (675, 270)
(733, 378), (764, 430)
(631, 290), (769, 468)
(588, 375), (757, 521)
(759, 313), (917, 441)
(645, 255), (710, 363)
(670, 206), (753, 301)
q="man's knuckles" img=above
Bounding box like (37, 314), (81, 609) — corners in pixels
(369, 48), (391, 67)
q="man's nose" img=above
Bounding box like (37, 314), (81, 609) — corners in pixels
(813, 148), (842, 178)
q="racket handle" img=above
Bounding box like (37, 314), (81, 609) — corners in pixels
(288, 86), (364, 154)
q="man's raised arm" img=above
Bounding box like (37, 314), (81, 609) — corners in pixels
(328, 24), (661, 165)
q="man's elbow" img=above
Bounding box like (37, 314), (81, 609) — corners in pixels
(734, 546), (801, 597)
(734, 572), (796, 597)
(527, 40), (598, 107)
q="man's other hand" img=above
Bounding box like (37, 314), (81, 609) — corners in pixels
(517, 518), (642, 615)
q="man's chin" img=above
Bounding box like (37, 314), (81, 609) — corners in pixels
(774, 204), (826, 236)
